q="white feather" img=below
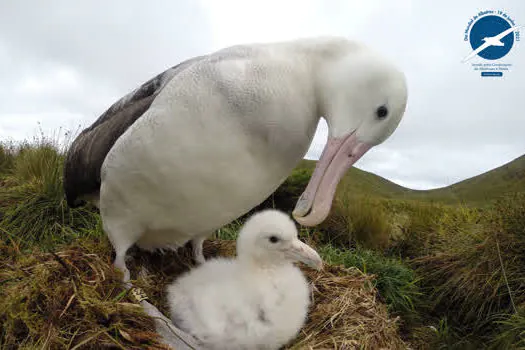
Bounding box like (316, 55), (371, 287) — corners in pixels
(98, 36), (407, 280)
(165, 209), (321, 350)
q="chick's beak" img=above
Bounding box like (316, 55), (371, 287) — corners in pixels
(284, 239), (323, 270)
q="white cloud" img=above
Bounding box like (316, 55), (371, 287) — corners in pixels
(1, 0), (524, 190)
(15, 67), (80, 95)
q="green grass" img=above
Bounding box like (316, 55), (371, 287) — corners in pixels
(0, 133), (101, 250)
(0, 141), (16, 175)
(213, 219), (244, 240)
(2, 129), (525, 348)
(0, 236), (163, 349)
(491, 310), (525, 349)
(413, 194), (525, 320)
(318, 244), (420, 320)
(318, 195), (391, 249)
(258, 156), (525, 348)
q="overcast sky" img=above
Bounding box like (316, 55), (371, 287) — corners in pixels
(0, 0), (524, 190)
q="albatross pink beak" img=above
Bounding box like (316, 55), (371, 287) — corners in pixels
(292, 132), (372, 227)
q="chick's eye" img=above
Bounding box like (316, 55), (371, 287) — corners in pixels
(269, 236), (280, 243)
(376, 105), (388, 119)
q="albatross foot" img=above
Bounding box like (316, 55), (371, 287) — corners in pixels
(113, 254), (132, 289)
(141, 299), (203, 349)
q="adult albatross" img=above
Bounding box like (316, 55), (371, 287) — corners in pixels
(64, 36), (408, 282)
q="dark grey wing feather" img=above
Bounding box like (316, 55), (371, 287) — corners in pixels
(63, 55), (207, 207)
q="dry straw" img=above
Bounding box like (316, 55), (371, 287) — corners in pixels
(1, 238), (406, 349)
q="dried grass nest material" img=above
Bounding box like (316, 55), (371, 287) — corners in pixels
(0, 238), (407, 349)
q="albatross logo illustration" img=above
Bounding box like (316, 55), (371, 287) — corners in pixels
(463, 25), (523, 63)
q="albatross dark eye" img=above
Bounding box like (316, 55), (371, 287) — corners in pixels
(269, 236), (280, 243)
(376, 105), (389, 119)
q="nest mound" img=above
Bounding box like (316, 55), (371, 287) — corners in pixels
(1, 238), (406, 349)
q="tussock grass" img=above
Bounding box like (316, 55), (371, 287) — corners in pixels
(0, 237), (167, 349)
(407, 316), (484, 350)
(320, 194), (391, 249)
(2, 130), (525, 348)
(0, 141), (16, 175)
(0, 235), (407, 349)
(410, 193), (525, 344)
(213, 219), (244, 241)
(387, 201), (446, 258)
(0, 132), (409, 349)
(319, 244), (420, 323)
(491, 309), (525, 349)
(0, 133), (100, 250)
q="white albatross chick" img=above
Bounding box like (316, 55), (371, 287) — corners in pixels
(165, 209), (323, 350)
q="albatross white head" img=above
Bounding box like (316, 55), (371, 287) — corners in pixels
(293, 45), (408, 226)
(237, 209), (323, 271)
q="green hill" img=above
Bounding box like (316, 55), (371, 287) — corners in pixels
(411, 154), (525, 204)
(291, 154), (525, 206)
(297, 159), (410, 199)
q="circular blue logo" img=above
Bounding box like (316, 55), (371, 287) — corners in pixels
(469, 15), (514, 60)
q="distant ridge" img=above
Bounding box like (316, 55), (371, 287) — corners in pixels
(417, 154), (525, 203)
(296, 154), (525, 204)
